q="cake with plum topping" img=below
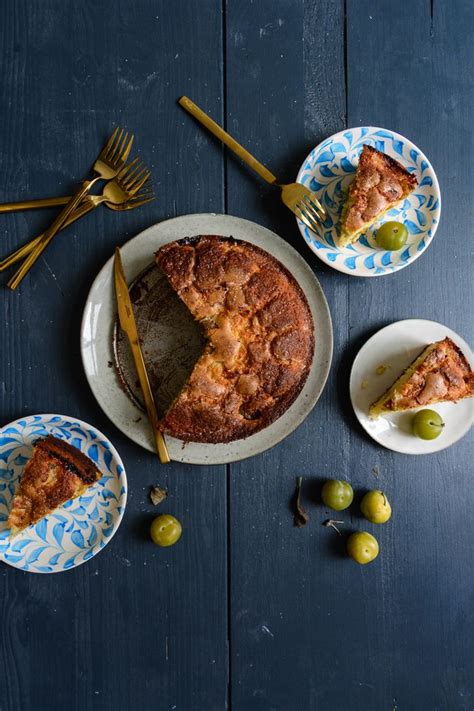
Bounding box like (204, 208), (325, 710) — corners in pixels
(155, 236), (314, 443)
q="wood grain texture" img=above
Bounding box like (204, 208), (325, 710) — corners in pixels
(226, 0), (473, 710)
(225, 2), (351, 710)
(1, 1), (473, 710)
(343, 2), (474, 709)
(0, 2), (228, 711)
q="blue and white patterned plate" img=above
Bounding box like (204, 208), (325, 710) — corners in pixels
(296, 127), (441, 277)
(0, 414), (127, 574)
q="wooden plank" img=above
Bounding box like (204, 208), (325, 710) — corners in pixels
(344, 1), (474, 709)
(0, 2), (228, 710)
(1, 1), (472, 709)
(227, 0), (474, 709)
(225, 1), (348, 709)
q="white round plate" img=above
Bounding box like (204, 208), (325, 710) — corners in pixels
(296, 127), (441, 277)
(0, 414), (127, 573)
(81, 213), (333, 464)
(350, 320), (474, 454)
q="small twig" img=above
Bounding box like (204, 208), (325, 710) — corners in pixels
(293, 476), (309, 528)
(323, 519), (344, 535)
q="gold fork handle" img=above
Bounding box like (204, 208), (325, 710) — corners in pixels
(8, 177), (100, 290)
(0, 196), (71, 212)
(0, 199), (99, 272)
(179, 96), (278, 185)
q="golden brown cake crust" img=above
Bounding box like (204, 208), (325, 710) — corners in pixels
(341, 145), (418, 237)
(155, 236), (315, 443)
(7, 435), (100, 533)
(374, 337), (474, 412)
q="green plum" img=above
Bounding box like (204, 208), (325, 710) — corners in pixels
(360, 490), (392, 524)
(376, 221), (408, 250)
(150, 514), (182, 547)
(321, 480), (354, 511)
(347, 532), (379, 565)
(412, 409), (444, 440)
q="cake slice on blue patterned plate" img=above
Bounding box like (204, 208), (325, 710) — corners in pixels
(7, 435), (101, 536)
(338, 145), (418, 247)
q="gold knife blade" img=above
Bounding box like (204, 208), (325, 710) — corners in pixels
(113, 248), (170, 463)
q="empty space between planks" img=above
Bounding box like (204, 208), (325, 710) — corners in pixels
(225, 2), (348, 709)
(0, 2), (228, 711)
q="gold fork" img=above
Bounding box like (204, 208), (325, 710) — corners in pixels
(178, 96), (325, 232)
(0, 157), (150, 214)
(8, 127), (134, 290)
(1, 159), (152, 272)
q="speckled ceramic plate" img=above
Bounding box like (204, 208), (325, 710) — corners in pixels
(81, 214), (333, 464)
(350, 320), (474, 454)
(296, 127), (441, 276)
(0, 414), (127, 573)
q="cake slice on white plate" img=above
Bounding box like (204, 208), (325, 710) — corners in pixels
(369, 337), (474, 419)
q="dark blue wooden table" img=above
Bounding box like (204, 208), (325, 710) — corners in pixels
(1, 2), (473, 709)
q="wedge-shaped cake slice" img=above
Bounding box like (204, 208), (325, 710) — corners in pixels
(339, 145), (418, 247)
(7, 435), (101, 536)
(369, 337), (474, 419)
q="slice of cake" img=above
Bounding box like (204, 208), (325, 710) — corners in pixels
(7, 435), (101, 536)
(155, 236), (314, 443)
(369, 337), (474, 419)
(338, 145), (418, 247)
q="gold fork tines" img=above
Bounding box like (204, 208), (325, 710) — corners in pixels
(100, 128), (134, 177)
(293, 193), (324, 233)
(178, 96), (325, 231)
(8, 127), (134, 290)
(119, 160), (151, 194)
(123, 187), (154, 205)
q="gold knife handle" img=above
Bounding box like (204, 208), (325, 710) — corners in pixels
(179, 95), (278, 185)
(0, 200), (97, 272)
(0, 196), (70, 212)
(155, 433), (170, 464)
(8, 177), (100, 290)
(129, 334), (170, 463)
